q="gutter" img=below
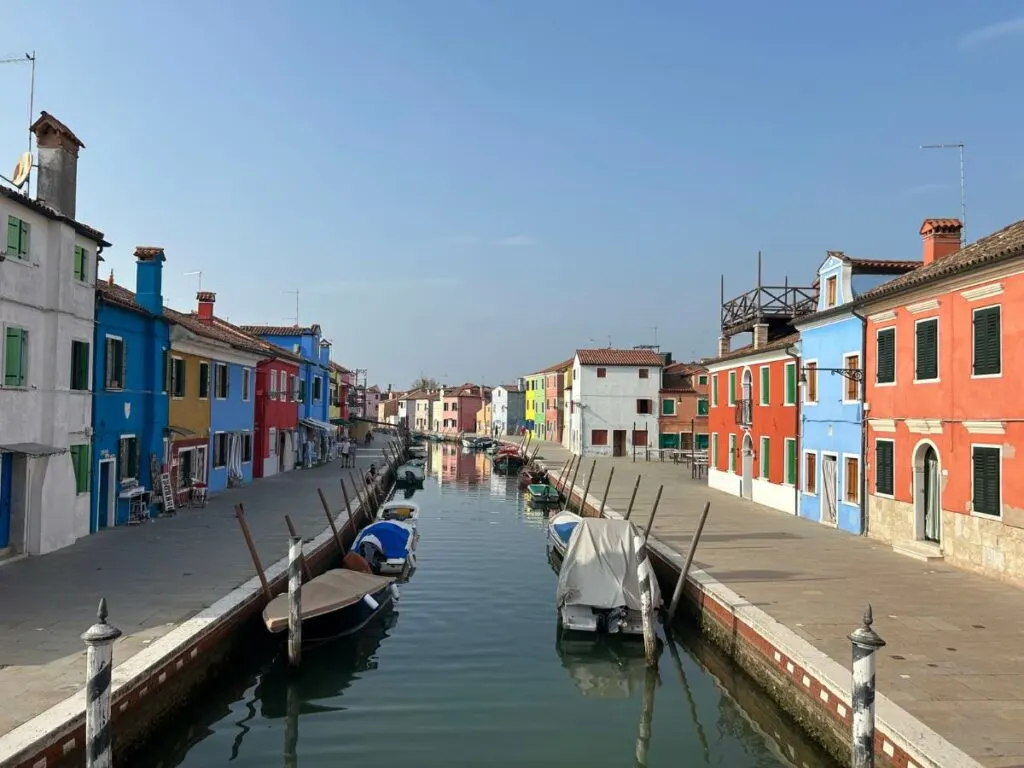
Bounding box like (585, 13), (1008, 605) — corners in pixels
(784, 342), (801, 516)
(851, 306), (869, 535)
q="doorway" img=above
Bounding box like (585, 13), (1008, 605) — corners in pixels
(820, 454), (838, 526)
(915, 443), (941, 543)
(96, 459), (115, 531)
(0, 453), (11, 549)
(613, 430), (627, 457)
(741, 434), (754, 499)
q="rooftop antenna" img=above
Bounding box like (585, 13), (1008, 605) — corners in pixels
(0, 52), (36, 192)
(645, 326), (659, 347)
(921, 142), (967, 247)
(183, 270), (204, 292)
(283, 289), (299, 325)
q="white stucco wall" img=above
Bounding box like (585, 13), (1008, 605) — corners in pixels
(0, 198), (98, 555)
(708, 469), (795, 515)
(571, 358), (661, 457)
(492, 387), (509, 434)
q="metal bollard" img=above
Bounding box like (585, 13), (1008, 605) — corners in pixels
(848, 604), (885, 768)
(82, 598), (122, 768)
(288, 536), (303, 668)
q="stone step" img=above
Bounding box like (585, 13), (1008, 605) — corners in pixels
(892, 539), (945, 562)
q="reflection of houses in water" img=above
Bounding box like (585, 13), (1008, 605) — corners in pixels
(441, 448), (482, 485)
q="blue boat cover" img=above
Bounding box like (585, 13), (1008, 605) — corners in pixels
(549, 511), (582, 545)
(353, 520), (413, 559)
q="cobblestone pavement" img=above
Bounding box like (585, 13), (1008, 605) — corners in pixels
(519, 439), (1024, 768)
(0, 441), (391, 736)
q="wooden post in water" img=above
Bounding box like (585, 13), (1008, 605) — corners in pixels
(347, 470), (364, 515)
(234, 504), (272, 602)
(633, 523), (658, 666)
(339, 478), (356, 540)
(317, 487), (345, 557)
(284, 515), (312, 582)
(624, 475), (642, 521)
(666, 501), (711, 625)
(284, 681), (299, 768)
(566, 455), (583, 510)
(643, 485), (664, 539)
(634, 664), (658, 766)
(598, 466), (615, 516)
(287, 535), (303, 668)
(555, 455), (572, 495)
(579, 460), (597, 515)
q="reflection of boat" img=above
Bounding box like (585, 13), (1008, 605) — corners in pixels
(395, 462), (426, 486)
(556, 635), (651, 699)
(261, 569), (396, 645)
(408, 444), (427, 459)
(527, 483), (560, 507)
(352, 520), (417, 574)
(378, 499), (420, 530)
(556, 517), (662, 636)
(547, 510), (584, 557)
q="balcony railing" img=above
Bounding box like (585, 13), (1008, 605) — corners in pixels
(735, 398), (753, 427)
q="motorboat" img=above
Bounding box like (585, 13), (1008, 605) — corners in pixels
(492, 452), (526, 472)
(261, 568), (398, 645)
(378, 499), (420, 530)
(395, 462), (426, 486)
(555, 517), (662, 636)
(352, 519), (417, 575)
(461, 436), (493, 450)
(547, 510), (584, 558)
(518, 466), (547, 489)
(526, 483), (561, 508)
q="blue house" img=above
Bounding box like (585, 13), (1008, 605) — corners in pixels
(91, 247), (171, 530)
(239, 323), (335, 466)
(793, 252), (918, 534)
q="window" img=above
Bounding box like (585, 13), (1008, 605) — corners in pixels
(104, 337), (126, 390)
(70, 444), (90, 494)
(728, 434), (736, 472)
(844, 457), (860, 504)
(972, 306), (1001, 377)
(118, 436), (138, 481)
(269, 370), (278, 399)
(70, 340), (90, 391)
(697, 375), (708, 386)
(242, 432), (253, 463)
(591, 429), (608, 446)
(843, 354), (861, 401)
(596, 367), (607, 378)
(213, 433), (227, 468)
(73, 246), (89, 281)
(972, 446), (1001, 517)
(711, 375), (719, 406)
(804, 452), (817, 494)
(728, 371), (736, 405)
(636, 399), (652, 414)
(697, 397), (709, 416)
(171, 357), (186, 398)
(875, 328), (895, 384)
(874, 439), (894, 496)
(313, 376), (323, 401)
(825, 275), (837, 307)
(760, 436), (770, 478)
(161, 349), (169, 393)
(711, 433), (719, 468)
(638, 368), (649, 379)
(784, 438), (797, 485)
(784, 362), (797, 405)
(914, 318), (938, 381)
(759, 366), (770, 406)
(804, 361), (818, 403)
(242, 368), (251, 401)
(297, 378), (305, 403)
(268, 427), (277, 455)
(662, 398), (676, 415)
(6, 215), (29, 260)
(199, 362), (210, 399)
(214, 363), (229, 399)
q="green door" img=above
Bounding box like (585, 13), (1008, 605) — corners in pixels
(696, 434), (709, 450)
(660, 433), (679, 449)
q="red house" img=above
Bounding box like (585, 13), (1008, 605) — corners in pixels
(441, 383), (491, 434)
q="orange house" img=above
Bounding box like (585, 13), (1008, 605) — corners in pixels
(862, 217), (1024, 586)
(659, 362), (709, 451)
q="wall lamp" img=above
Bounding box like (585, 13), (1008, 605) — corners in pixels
(799, 366), (863, 384)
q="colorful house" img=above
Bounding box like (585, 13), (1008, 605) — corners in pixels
(164, 312), (215, 499)
(328, 362), (351, 431)
(544, 359), (572, 444)
(491, 384), (525, 436)
(792, 251), (919, 534)
(860, 217), (1024, 585)
(476, 402), (493, 435)
(562, 364), (573, 448)
(439, 383), (490, 434)
(659, 362), (709, 451)
(523, 371), (543, 438)
(91, 248), (170, 530)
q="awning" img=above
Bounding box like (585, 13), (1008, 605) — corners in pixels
(167, 425), (198, 437)
(0, 442), (67, 457)
(330, 417), (352, 426)
(300, 417), (336, 433)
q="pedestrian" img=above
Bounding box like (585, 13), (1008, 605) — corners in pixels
(340, 437), (350, 467)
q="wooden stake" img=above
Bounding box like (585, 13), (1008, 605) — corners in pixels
(566, 455), (583, 510)
(598, 465), (615, 516)
(624, 475), (642, 520)
(287, 535), (302, 667)
(643, 485), (664, 539)
(284, 515), (312, 582)
(316, 487), (345, 557)
(666, 501), (711, 626)
(234, 503), (272, 602)
(580, 459), (597, 516)
(339, 478), (356, 540)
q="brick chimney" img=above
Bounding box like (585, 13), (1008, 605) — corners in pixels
(31, 112), (84, 218)
(717, 335), (730, 358)
(134, 247), (165, 316)
(196, 291), (216, 322)
(920, 219), (962, 265)
(753, 323), (768, 350)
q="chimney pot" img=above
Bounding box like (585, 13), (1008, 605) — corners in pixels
(30, 112), (84, 218)
(134, 247), (166, 316)
(920, 218), (962, 265)
(197, 291), (216, 322)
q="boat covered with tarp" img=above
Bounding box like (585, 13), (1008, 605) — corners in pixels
(352, 519), (417, 575)
(547, 510), (583, 556)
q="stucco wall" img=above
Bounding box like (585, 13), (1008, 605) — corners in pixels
(572, 362), (661, 457)
(168, 350), (212, 438)
(208, 360), (258, 492)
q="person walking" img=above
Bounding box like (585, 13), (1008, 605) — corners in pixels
(340, 437), (350, 468)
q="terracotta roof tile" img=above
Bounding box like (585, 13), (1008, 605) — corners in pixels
(920, 218), (963, 235)
(31, 111), (84, 148)
(706, 333), (800, 365)
(0, 185), (108, 245)
(96, 280), (147, 315)
(238, 324), (321, 337)
(664, 361), (707, 375)
(165, 309), (302, 362)
(575, 348), (665, 367)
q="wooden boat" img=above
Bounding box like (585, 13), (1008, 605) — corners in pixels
(395, 462), (426, 486)
(518, 467), (547, 489)
(547, 510), (584, 558)
(261, 569), (397, 645)
(526, 483), (561, 507)
(352, 520), (417, 575)
(378, 499), (420, 529)
(492, 453), (526, 472)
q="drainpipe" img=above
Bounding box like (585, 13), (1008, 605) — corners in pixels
(851, 307), (869, 535)
(785, 343), (800, 515)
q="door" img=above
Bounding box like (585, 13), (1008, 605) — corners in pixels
(96, 461), (112, 531)
(0, 453), (11, 549)
(660, 433), (679, 450)
(741, 434), (754, 499)
(695, 434), (709, 451)
(821, 455), (838, 525)
(923, 446), (940, 542)
(613, 430), (627, 457)
(179, 449), (194, 488)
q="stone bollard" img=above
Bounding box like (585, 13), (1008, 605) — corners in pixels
(288, 536), (303, 668)
(82, 598), (122, 768)
(848, 604), (886, 768)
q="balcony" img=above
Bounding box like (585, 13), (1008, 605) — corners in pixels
(735, 398), (753, 427)
(720, 284), (817, 336)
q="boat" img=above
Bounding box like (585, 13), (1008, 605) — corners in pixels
(492, 452), (526, 472)
(547, 510), (584, 557)
(518, 466), (547, 489)
(461, 436), (493, 450)
(526, 483), (561, 507)
(261, 568), (397, 645)
(378, 499), (420, 530)
(395, 462), (426, 486)
(352, 519), (417, 575)
(555, 517), (662, 636)
(408, 444), (427, 459)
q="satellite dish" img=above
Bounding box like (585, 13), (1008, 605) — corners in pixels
(11, 152), (31, 188)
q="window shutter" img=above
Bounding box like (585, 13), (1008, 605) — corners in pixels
(729, 372), (736, 403)
(785, 364), (796, 403)
(760, 367), (769, 404)
(120, 341), (128, 390)
(73, 246), (83, 279)
(135, 439), (142, 481)
(972, 307), (1000, 376)
(972, 447), (1000, 516)
(915, 320), (938, 380)
(105, 339), (114, 387)
(875, 330), (895, 383)
(5, 328), (21, 386)
(712, 376), (718, 405)
(19, 220), (29, 256)
(786, 440), (796, 483)
(6, 216), (18, 251)
(875, 442), (893, 495)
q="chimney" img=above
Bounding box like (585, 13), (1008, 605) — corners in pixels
(718, 335), (731, 358)
(753, 323), (768, 350)
(920, 219), (962, 265)
(134, 247), (166, 316)
(30, 112), (84, 218)
(196, 291), (216, 322)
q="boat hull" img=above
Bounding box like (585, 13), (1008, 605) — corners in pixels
(559, 604), (647, 636)
(297, 584), (395, 645)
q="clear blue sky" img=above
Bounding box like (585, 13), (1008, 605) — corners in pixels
(2, 1), (1022, 389)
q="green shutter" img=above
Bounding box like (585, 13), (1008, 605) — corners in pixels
(73, 246), (84, 280)
(5, 328), (24, 386)
(785, 439), (796, 484)
(972, 307), (1001, 376)
(760, 437), (770, 477)
(728, 372), (736, 403)
(876, 329), (895, 383)
(785, 364), (796, 404)
(697, 397), (708, 416)
(915, 320), (938, 380)
(875, 441), (894, 495)
(19, 219), (29, 257)
(71, 445), (90, 494)
(972, 447), (1001, 516)
(711, 376), (718, 406)
(760, 366), (770, 404)
(711, 434), (718, 467)
(7, 216), (19, 251)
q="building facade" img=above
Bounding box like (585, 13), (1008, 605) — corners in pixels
(252, 353), (299, 478)
(491, 384), (524, 436)
(659, 362), (709, 451)
(543, 360), (571, 444)
(568, 349), (664, 457)
(0, 112), (109, 555)
(165, 312), (215, 499)
(523, 372), (543, 438)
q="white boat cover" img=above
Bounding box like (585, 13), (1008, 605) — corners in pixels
(262, 568), (392, 633)
(556, 518), (662, 611)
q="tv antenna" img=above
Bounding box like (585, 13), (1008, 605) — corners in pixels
(0, 52), (37, 180)
(921, 142), (967, 247)
(283, 289), (299, 325)
(183, 270), (204, 291)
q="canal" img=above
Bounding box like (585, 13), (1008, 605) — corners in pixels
(138, 442), (840, 767)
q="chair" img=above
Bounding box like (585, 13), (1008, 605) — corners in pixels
(190, 482), (208, 508)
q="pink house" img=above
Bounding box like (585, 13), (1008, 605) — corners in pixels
(438, 383), (491, 433)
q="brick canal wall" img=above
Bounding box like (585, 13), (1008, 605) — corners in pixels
(2, 464), (398, 768)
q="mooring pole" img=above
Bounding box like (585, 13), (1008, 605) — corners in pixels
(643, 484), (664, 538)
(284, 515), (312, 582)
(633, 524), (658, 666)
(234, 504), (272, 601)
(598, 465), (615, 516)
(284, 681), (299, 768)
(849, 605), (885, 768)
(287, 535), (303, 668)
(634, 664), (657, 766)
(666, 501), (712, 625)
(579, 460), (597, 515)
(82, 598), (121, 768)
(339, 478), (356, 539)
(316, 487), (345, 557)
(566, 455), (583, 510)
(624, 475), (641, 520)
(347, 470), (364, 516)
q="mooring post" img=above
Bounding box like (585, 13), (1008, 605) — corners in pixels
(849, 605), (885, 768)
(339, 478), (356, 540)
(316, 488), (345, 557)
(556, 455), (573, 498)
(82, 598), (122, 768)
(624, 475), (641, 520)
(234, 504), (272, 602)
(284, 515), (312, 582)
(598, 465), (615, 516)
(287, 535), (303, 668)
(666, 501), (711, 626)
(579, 460), (597, 515)
(632, 525), (658, 667)
(347, 470), (364, 515)
(643, 484), (664, 538)
(566, 455), (583, 510)
(634, 663), (657, 766)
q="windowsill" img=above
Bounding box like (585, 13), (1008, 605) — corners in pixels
(106, 386), (125, 392)
(173, 395), (185, 400)
(213, 464), (226, 470)
(802, 489), (817, 496)
(841, 399), (859, 405)
(2, 385), (29, 391)
(841, 498), (859, 506)
(970, 509), (1002, 521)
(874, 381), (896, 388)
(874, 491), (895, 500)
(913, 379), (940, 385)
(970, 373), (1002, 380)
(804, 400), (818, 406)
(6, 256), (32, 267)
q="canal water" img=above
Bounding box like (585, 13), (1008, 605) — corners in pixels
(139, 442), (839, 767)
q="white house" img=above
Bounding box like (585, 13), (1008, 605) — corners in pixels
(413, 391), (434, 433)
(0, 112), (110, 556)
(491, 384), (525, 436)
(568, 349), (664, 457)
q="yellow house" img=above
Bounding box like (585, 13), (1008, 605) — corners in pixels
(475, 402), (493, 435)
(166, 311), (214, 497)
(524, 371), (546, 440)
